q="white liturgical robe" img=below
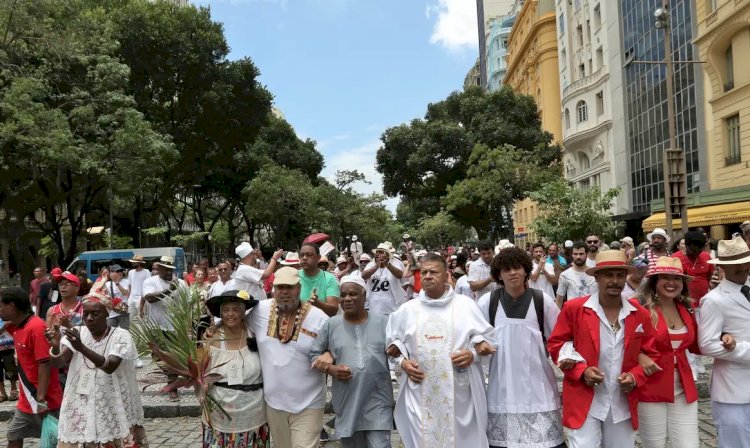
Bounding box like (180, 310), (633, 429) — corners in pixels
(386, 286), (494, 448)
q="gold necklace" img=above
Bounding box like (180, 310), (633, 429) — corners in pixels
(609, 317), (621, 332)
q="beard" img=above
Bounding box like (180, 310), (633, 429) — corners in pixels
(277, 299), (300, 314)
(588, 246), (598, 254)
(573, 258), (586, 266)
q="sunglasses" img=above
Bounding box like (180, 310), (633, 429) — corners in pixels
(586, 240), (599, 244)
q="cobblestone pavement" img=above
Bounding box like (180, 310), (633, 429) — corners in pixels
(0, 397), (719, 447)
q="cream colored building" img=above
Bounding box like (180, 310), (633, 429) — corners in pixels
(643, 0), (750, 239)
(556, 0), (630, 215)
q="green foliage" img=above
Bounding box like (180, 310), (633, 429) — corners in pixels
(38, 236), (60, 260)
(142, 226), (168, 236)
(529, 180), (623, 243)
(103, 233), (134, 250)
(412, 211), (470, 249)
(377, 86), (561, 237)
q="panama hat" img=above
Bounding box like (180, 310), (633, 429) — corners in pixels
(708, 237), (750, 265)
(206, 290), (257, 317)
(155, 256), (176, 269)
(129, 255), (145, 264)
(585, 250), (637, 276)
(495, 239), (514, 254)
(646, 256), (693, 281)
(273, 266), (301, 286)
(372, 242), (395, 256)
(280, 252), (300, 266)
(646, 228), (671, 244)
(351, 235), (358, 242)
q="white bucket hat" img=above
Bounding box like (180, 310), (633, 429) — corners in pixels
(646, 228), (671, 244)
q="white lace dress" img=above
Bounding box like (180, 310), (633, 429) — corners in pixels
(58, 326), (144, 444)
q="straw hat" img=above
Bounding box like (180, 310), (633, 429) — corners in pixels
(645, 256), (693, 281)
(155, 256), (176, 270)
(372, 242), (395, 256)
(585, 250), (637, 276)
(708, 237), (750, 265)
(129, 255), (145, 264)
(280, 252), (300, 266)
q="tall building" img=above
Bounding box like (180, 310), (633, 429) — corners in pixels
(477, 0), (515, 89)
(464, 59), (483, 90)
(556, 0), (630, 217)
(620, 0), (707, 228)
(504, 0), (561, 141)
(486, 14), (516, 91)
(504, 0), (560, 245)
(648, 0), (750, 239)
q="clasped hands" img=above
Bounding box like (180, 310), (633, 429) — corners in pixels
(382, 341), (495, 384)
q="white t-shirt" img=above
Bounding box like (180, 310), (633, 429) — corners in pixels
(455, 275), (473, 299)
(104, 279), (130, 318)
(229, 264), (268, 301)
(557, 268), (598, 301)
(127, 269), (151, 302)
(209, 279), (233, 299)
(248, 300), (328, 414)
(467, 258), (497, 299)
(528, 261), (555, 299)
(142, 276), (188, 330)
(586, 258), (597, 268)
(364, 258), (406, 314)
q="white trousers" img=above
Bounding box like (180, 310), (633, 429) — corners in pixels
(712, 401), (750, 448)
(637, 395), (698, 448)
(566, 410), (635, 448)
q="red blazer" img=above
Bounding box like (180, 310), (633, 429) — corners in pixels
(638, 304), (700, 403)
(548, 296), (659, 430)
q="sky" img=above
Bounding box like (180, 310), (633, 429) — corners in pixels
(190, 0), (479, 211)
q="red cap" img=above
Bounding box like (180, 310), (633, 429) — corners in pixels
(50, 267), (63, 278)
(57, 271), (80, 287)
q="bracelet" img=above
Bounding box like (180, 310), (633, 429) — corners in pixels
(49, 347), (61, 357)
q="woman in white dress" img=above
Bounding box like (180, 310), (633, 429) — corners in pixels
(47, 292), (146, 447)
(202, 290), (268, 448)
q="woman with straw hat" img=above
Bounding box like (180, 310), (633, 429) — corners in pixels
(636, 257), (736, 448)
(202, 290), (268, 448)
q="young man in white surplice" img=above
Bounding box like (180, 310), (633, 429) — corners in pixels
(385, 253), (496, 448)
(478, 246), (565, 448)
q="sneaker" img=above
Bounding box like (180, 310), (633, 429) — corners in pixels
(135, 358), (144, 369)
(319, 428), (330, 442)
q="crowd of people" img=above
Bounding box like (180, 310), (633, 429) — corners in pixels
(0, 222), (749, 447)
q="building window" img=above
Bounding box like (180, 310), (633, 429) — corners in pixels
(579, 152), (591, 170)
(577, 25), (584, 46)
(596, 47), (604, 70)
(593, 4), (601, 29)
(579, 63), (586, 78)
(577, 101), (588, 122)
(559, 14), (565, 35)
(596, 91), (604, 116)
(726, 114), (741, 166)
(565, 109), (571, 129)
(708, 0), (718, 12)
(725, 45), (734, 91)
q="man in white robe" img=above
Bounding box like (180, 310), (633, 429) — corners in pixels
(386, 253), (495, 448)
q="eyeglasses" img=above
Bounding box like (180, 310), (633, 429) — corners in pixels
(586, 240), (599, 244)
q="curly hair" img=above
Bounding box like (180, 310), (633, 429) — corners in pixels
(636, 275), (694, 328)
(490, 246), (532, 285)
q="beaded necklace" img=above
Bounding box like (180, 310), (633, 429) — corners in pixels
(267, 300), (312, 343)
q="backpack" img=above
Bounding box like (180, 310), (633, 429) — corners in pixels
(488, 287), (547, 345)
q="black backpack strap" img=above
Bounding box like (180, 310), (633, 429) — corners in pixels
(530, 288), (546, 342)
(488, 288), (503, 327)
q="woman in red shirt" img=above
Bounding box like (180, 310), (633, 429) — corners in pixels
(636, 256), (734, 448)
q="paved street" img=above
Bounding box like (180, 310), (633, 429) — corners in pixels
(0, 397), (719, 447)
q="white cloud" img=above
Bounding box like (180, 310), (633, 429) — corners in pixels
(323, 140), (398, 213)
(427, 0), (478, 52)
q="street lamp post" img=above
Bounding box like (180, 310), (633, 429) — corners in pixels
(654, 2), (689, 238)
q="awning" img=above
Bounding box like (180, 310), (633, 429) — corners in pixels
(642, 201), (750, 232)
(87, 226), (105, 235)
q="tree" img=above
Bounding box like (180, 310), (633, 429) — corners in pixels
(377, 86), (561, 235)
(412, 211), (470, 249)
(529, 180), (623, 243)
(443, 144), (561, 240)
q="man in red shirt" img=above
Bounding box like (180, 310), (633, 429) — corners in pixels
(0, 287), (63, 447)
(673, 231), (713, 303)
(27, 267), (48, 310)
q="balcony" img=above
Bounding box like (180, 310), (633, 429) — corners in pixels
(562, 68), (606, 100)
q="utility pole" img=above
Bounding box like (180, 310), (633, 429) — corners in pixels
(654, 0), (689, 238)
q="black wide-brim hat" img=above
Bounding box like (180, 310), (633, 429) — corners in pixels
(206, 289), (258, 317)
